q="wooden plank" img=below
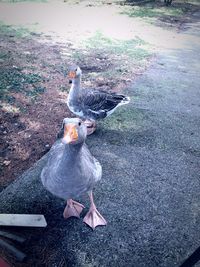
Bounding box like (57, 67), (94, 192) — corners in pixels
(0, 214), (47, 227)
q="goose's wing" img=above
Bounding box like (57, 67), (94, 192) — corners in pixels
(79, 90), (129, 118)
(80, 90), (107, 111)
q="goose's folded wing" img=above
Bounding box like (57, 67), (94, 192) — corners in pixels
(79, 90), (128, 113)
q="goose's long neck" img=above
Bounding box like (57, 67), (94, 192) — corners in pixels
(63, 142), (83, 163)
(68, 76), (81, 103)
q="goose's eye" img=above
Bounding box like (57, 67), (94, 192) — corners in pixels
(78, 121), (81, 126)
(75, 68), (77, 72)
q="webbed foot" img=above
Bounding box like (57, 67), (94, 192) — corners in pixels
(63, 199), (85, 219)
(83, 206), (107, 230)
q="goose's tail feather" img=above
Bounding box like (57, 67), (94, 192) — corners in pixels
(120, 95), (130, 105)
(111, 94), (130, 106)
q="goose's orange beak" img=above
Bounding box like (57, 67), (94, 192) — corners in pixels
(68, 71), (76, 79)
(62, 124), (78, 144)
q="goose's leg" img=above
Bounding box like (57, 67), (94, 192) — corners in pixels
(84, 120), (97, 135)
(83, 191), (107, 230)
(63, 199), (85, 219)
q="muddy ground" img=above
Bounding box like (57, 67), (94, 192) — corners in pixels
(0, 0), (200, 190)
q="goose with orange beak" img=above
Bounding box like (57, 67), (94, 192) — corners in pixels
(41, 118), (107, 230)
(67, 65), (130, 135)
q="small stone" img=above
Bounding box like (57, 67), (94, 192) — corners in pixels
(45, 144), (50, 148)
(3, 130), (7, 134)
(84, 81), (92, 86)
(3, 160), (11, 166)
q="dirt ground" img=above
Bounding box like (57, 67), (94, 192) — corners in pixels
(0, 0), (200, 190)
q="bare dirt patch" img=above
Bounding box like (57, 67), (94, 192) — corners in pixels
(0, 29), (70, 189)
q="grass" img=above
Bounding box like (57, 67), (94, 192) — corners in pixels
(0, 22), (46, 105)
(84, 31), (149, 60)
(97, 105), (149, 146)
(101, 105), (141, 130)
(69, 30), (152, 91)
(85, 31), (150, 73)
(120, 0), (200, 24)
(0, 68), (45, 101)
(0, 21), (31, 38)
(121, 5), (184, 20)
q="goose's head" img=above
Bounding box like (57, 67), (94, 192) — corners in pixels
(68, 65), (82, 83)
(60, 118), (87, 145)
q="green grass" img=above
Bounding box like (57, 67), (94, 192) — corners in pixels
(0, 22), (47, 104)
(83, 31), (150, 63)
(120, 0), (200, 24)
(0, 69), (45, 101)
(70, 30), (151, 87)
(0, 21), (31, 38)
(121, 5), (184, 19)
(97, 105), (149, 146)
(101, 105), (141, 131)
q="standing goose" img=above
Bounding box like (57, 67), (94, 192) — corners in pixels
(41, 118), (107, 230)
(67, 65), (130, 134)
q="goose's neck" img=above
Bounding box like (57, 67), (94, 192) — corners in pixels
(63, 142), (83, 161)
(68, 76), (81, 102)
(73, 76), (81, 88)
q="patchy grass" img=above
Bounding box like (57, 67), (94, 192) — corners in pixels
(120, 0), (200, 26)
(0, 21), (31, 38)
(100, 105), (142, 131)
(84, 31), (149, 60)
(0, 21), (70, 187)
(121, 5), (184, 19)
(70, 31), (151, 89)
(97, 105), (149, 147)
(0, 22), (47, 104)
(0, 61), (45, 103)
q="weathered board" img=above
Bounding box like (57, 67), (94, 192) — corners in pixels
(0, 214), (47, 227)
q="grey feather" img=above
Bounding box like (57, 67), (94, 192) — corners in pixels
(41, 118), (102, 200)
(67, 66), (130, 121)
